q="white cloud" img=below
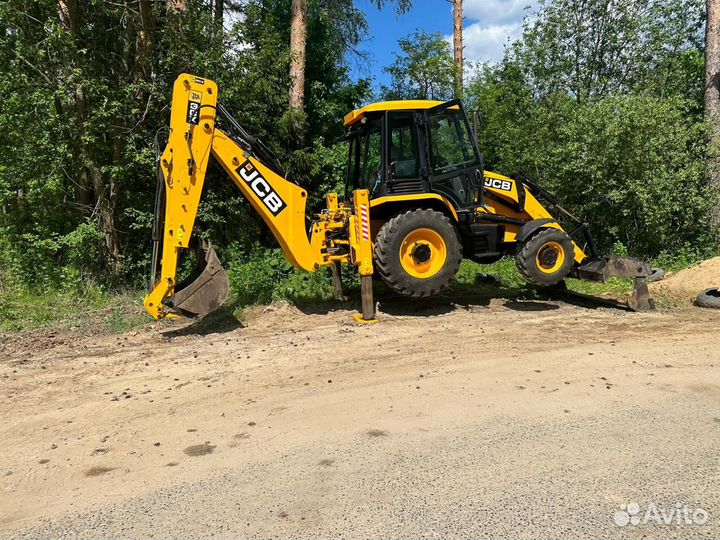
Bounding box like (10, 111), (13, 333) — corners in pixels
(462, 21), (522, 63)
(446, 0), (538, 64)
(463, 0), (537, 26)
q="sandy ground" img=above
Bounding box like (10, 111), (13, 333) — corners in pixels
(1, 292), (720, 539)
(652, 256), (720, 305)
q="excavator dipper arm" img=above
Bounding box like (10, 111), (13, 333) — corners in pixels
(145, 75), (220, 320)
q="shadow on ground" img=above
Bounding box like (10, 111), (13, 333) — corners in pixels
(536, 286), (634, 312)
(377, 296), (468, 317)
(503, 300), (560, 312)
(162, 306), (244, 338)
(162, 276), (634, 337)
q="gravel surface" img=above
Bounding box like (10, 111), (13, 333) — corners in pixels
(2, 298), (719, 539)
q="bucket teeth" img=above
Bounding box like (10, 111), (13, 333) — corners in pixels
(170, 242), (230, 317)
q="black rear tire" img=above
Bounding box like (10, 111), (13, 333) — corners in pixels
(374, 209), (462, 297)
(696, 288), (720, 309)
(516, 228), (575, 287)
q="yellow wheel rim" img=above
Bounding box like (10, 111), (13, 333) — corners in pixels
(536, 241), (566, 274)
(399, 228), (448, 279)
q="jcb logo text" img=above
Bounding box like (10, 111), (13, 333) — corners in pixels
(237, 161), (287, 216)
(484, 178), (513, 192)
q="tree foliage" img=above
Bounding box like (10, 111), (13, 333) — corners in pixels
(0, 0), (715, 306)
(512, 0), (705, 103)
(380, 30), (455, 100)
(0, 0), (371, 291)
(466, 0), (715, 257)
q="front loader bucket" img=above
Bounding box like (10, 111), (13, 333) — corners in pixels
(576, 256), (655, 311)
(169, 243), (230, 317)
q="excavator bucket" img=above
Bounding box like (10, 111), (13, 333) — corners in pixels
(576, 256), (654, 311)
(169, 242), (230, 317)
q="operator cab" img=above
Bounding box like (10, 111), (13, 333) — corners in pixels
(342, 99), (484, 214)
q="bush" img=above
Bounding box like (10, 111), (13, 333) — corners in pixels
(0, 220), (108, 293)
(545, 95), (712, 257)
(225, 245), (337, 307)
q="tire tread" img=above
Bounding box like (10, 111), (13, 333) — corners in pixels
(374, 209), (462, 297)
(515, 228), (574, 287)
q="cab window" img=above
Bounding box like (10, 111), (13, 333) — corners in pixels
(344, 118), (383, 197)
(360, 124), (382, 192)
(345, 137), (359, 195)
(343, 118), (381, 195)
(428, 109), (478, 174)
(389, 113), (420, 179)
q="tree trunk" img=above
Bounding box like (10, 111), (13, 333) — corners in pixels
(705, 0), (719, 121)
(707, 0), (720, 235)
(57, 0), (121, 263)
(214, 0), (224, 24)
(453, 0), (463, 98)
(135, 0), (155, 83)
(57, 0), (79, 37)
(57, 0), (90, 208)
(93, 149), (121, 260)
(289, 0), (308, 110)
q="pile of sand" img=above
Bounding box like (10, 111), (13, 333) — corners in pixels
(651, 257), (720, 305)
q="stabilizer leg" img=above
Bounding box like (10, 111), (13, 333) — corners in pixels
(351, 189), (379, 324)
(360, 275), (375, 321)
(331, 261), (344, 301)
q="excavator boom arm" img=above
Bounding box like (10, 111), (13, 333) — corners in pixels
(210, 130), (320, 271)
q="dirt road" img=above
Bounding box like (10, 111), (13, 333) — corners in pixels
(1, 294), (719, 539)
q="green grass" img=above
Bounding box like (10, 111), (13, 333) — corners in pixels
(455, 258), (527, 289)
(0, 251), (710, 334)
(0, 286), (148, 334)
(453, 257), (635, 299)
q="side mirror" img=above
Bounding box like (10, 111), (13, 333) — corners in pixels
(471, 168), (484, 188)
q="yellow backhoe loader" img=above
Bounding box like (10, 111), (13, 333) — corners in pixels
(144, 74), (653, 323)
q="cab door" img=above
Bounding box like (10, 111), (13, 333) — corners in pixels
(423, 100), (484, 211)
(384, 111), (425, 195)
(343, 117), (384, 199)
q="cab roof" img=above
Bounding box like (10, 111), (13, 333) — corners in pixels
(343, 100), (451, 127)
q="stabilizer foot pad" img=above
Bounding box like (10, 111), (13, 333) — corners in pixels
(353, 314), (379, 325)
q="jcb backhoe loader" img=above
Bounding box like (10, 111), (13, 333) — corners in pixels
(144, 74), (653, 322)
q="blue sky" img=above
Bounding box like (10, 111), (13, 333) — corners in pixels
(349, 0), (538, 91)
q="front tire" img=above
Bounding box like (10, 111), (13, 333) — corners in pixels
(516, 228), (575, 287)
(374, 209), (462, 297)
